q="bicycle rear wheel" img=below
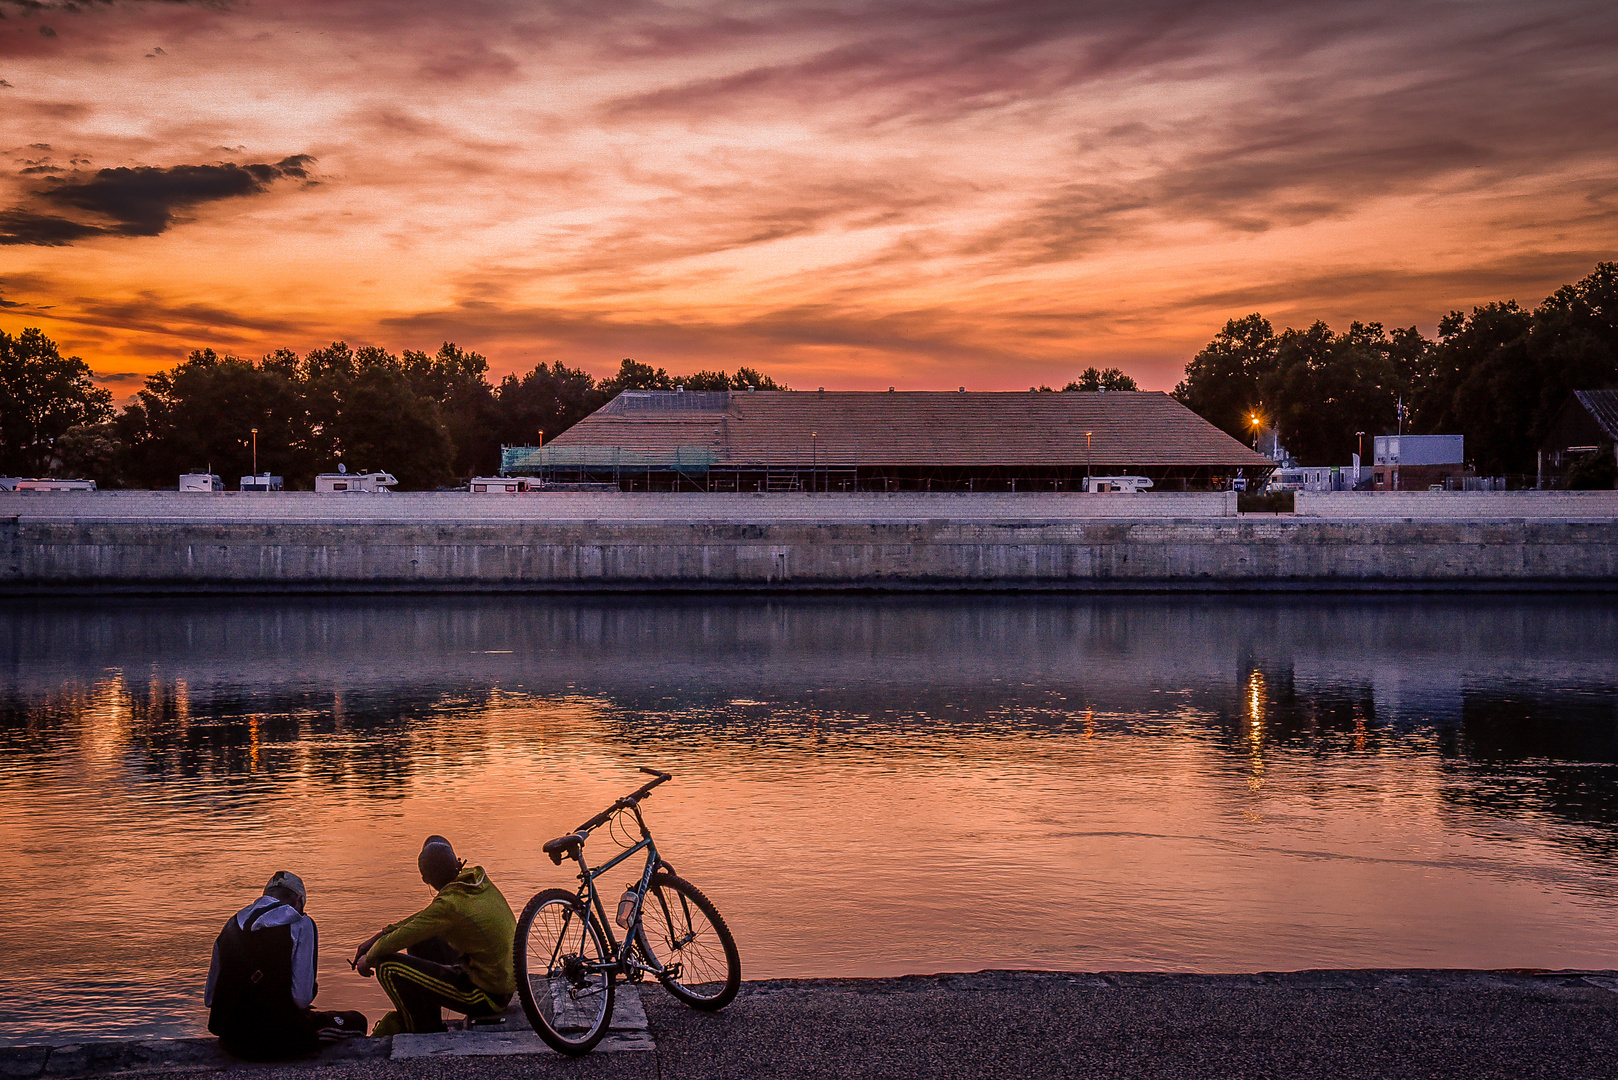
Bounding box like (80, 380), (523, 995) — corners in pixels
(636, 872), (740, 1010)
(513, 889), (616, 1055)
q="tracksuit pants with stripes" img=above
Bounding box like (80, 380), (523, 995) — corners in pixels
(374, 939), (511, 1033)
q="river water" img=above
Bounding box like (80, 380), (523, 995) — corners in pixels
(1, 595), (1616, 1045)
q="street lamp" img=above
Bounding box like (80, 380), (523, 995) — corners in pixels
(811, 432), (818, 494)
(1085, 431), (1093, 490)
(1249, 411), (1263, 452)
(250, 428), (258, 481)
(1355, 431), (1365, 483)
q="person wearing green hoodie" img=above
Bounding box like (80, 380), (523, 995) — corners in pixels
(353, 836), (517, 1037)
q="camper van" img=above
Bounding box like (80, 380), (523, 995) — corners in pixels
(240, 474), (284, 491)
(179, 473), (224, 492)
(1083, 475), (1153, 493)
(314, 471), (397, 493)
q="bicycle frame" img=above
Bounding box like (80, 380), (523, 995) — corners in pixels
(558, 802), (677, 981)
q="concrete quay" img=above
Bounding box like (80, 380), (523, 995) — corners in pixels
(3, 970), (1614, 1080)
(4, 490), (1618, 593)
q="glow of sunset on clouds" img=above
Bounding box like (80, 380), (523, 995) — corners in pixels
(1, 0), (1615, 396)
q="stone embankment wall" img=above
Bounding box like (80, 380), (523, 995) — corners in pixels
(3, 490), (1616, 593)
(1295, 491), (1618, 518)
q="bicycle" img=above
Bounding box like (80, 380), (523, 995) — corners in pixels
(512, 768), (741, 1055)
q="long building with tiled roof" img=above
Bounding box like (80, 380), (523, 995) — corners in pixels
(502, 389), (1275, 492)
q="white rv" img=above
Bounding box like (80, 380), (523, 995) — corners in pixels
(1084, 475), (1153, 493)
(314, 471), (397, 493)
(179, 473), (224, 492)
(239, 474), (284, 491)
(469, 476), (541, 493)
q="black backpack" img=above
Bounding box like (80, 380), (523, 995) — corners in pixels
(208, 902), (314, 1057)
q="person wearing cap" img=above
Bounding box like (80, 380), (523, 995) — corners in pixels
(352, 836), (517, 1037)
(205, 871), (366, 1059)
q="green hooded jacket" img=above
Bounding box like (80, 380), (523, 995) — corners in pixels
(366, 865), (517, 997)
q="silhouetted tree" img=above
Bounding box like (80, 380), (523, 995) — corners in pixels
(1259, 321), (1410, 465)
(495, 360), (603, 448)
(1173, 314), (1278, 442)
(0, 327), (112, 475)
(120, 348), (312, 488)
(52, 421), (126, 486)
(1064, 367), (1139, 392)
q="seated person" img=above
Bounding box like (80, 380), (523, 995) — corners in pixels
(354, 836), (517, 1037)
(206, 871), (366, 1059)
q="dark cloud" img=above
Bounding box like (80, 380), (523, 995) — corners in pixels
(61, 292), (307, 338)
(90, 370), (147, 386)
(0, 208), (109, 245)
(0, 156), (315, 245)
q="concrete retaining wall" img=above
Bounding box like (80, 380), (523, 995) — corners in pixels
(1295, 490), (1618, 518)
(0, 490), (1239, 522)
(5, 511), (1616, 593)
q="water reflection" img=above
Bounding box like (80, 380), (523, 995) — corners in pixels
(1, 595), (1616, 1046)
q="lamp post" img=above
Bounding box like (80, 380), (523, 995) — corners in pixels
(811, 432), (818, 494)
(1085, 431), (1093, 491)
(1355, 431), (1365, 485)
(1250, 411), (1262, 452)
(250, 428), (258, 481)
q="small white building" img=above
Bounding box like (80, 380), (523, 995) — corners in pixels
(14, 478), (97, 492)
(240, 474), (284, 491)
(179, 473), (224, 492)
(469, 476), (541, 493)
(1084, 475), (1153, 493)
(314, 471), (397, 493)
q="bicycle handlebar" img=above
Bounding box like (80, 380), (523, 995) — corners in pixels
(573, 769), (672, 834)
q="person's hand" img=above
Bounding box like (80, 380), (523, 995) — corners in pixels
(356, 955), (374, 978)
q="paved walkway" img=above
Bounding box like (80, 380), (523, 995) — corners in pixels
(3, 971), (1615, 1079)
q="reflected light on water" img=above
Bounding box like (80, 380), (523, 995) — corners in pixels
(1247, 669), (1266, 792)
(1, 594), (1617, 1046)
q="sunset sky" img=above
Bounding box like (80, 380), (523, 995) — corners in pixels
(2, 0), (1615, 397)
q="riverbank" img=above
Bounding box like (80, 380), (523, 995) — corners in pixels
(5, 491), (1618, 593)
(4, 970), (1614, 1079)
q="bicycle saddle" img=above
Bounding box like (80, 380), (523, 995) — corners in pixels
(543, 833), (585, 864)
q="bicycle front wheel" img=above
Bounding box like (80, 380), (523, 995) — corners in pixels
(513, 889), (616, 1055)
(636, 872), (740, 1010)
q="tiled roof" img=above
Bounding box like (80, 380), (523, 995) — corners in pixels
(1575, 390), (1618, 442)
(543, 390), (1273, 469)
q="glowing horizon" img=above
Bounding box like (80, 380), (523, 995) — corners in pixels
(2, 0), (1614, 400)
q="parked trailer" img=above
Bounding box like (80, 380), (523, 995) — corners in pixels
(179, 473), (224, 492)
(314, 471), (397, 493)
(1084, 475), (1154, 493)
(13, 478), (97, 492)
(240, 474), (284, 491)
(469, 476), (542, 493)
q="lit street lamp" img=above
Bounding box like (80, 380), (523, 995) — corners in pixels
(250, 428), (258, 480)
(1085, 431), (1093, 489)
(811, 432), (818, 494)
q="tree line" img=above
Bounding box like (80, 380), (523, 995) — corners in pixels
(1173, 262), (1618, 477)
(0, 337), (786, 489)
(6, 262), (1614, 488)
